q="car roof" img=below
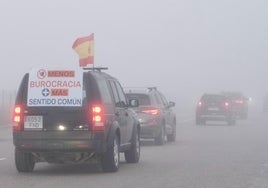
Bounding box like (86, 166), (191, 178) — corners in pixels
(125, 87), (158, 94)
(87, 70), (117, 80)
(221, 92), (247, 100)
(201, 93), (226, 99)
(221, 91), (244, 96)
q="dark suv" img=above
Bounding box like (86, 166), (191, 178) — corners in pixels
(125, 87), (176, 145)
(196, 93), (236, 125)
(221, 92), (249, 119)
(12, 67), (140, 172)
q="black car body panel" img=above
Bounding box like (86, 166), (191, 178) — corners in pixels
(221, 92), (249, 119)
(12, 68), (140, 172)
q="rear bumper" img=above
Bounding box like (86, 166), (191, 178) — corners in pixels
(196, 111), (235, 122)
(140, 123), (161, 138)
(13, 131), (107, 153)
(198, 115), (229, 121)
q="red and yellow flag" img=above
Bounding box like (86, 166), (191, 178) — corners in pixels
(72, 33), (94, 67)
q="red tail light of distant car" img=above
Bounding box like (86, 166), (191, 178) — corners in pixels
(235, 99), (244, 104)
(142, 107), (159, 115)
(198, 101), (203, 107)
(224, 101), (230, 108)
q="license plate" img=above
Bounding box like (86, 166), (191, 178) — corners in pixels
(208, 107), (219, 111)
(24, 116), (43, 130)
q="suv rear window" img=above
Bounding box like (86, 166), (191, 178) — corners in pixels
(126, 94), (151, 106)
(201, 94), (225, 103)
(95, 77), (113, 104)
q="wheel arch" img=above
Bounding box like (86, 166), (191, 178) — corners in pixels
(107, 122), (121, 147)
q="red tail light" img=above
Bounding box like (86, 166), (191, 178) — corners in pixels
(13, 105), (24, 131)
(142, 107), (159, 115)
(198, 101), (202, 107)
(224, 102), (229, 108)
(235, 100), (244, 104)
(91, 104), (105, 131)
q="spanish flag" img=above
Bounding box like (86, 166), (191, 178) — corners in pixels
(72, 33), (94, 67)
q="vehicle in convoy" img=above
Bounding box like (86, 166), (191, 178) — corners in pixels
(12, 67), (140, 172)
(196, 93), (236, 125)
(221, 92), (249, 119)
(125, 87), (176, 145)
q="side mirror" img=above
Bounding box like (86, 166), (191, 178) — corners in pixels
(247, 97), (253, 102)
(168, 101), (175, 108)
(129, 99), (139, 107)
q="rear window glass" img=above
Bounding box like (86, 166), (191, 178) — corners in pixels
(201, 95), (225, 102)
(96, 78), (113, 104)
(126, 93), (151, 106)
(223, 93), (243, 100)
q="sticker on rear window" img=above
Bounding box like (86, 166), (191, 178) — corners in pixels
(27, 68), (83, 107)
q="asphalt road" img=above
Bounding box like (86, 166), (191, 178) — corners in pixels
(1, 112), (268, 188)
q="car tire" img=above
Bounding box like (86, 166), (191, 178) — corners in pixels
(196, 117), (205, 125)
(101, 134), (120, 172)
(155, 125), (165, 145)
(241, 113), (248, 120)
(227, 118), (236, 125)
(124, 126), (140, 163)
(15, 148), (35, 172)
(167, 124), (176, 142)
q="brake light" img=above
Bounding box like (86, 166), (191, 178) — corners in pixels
(224, 102), (229, 107)
(235, 100), (244, 104)
(198, 101), (202, 107)
(12, 105), (24, 131)
(142, 107), (159, 115)
(91, 104), (105, 131)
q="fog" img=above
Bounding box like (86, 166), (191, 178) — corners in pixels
(1, 0), (268, 113)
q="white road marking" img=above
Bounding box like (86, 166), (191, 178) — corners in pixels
(0, 158), (6, 161)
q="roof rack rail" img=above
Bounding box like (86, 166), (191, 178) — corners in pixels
(124, 87), (157, 91)
(147, 87), (157, 91)
(123, 87), (158, 94)
(83, 67), (108, 72)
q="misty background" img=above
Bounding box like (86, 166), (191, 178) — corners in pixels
(1, 0), (268, 123)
